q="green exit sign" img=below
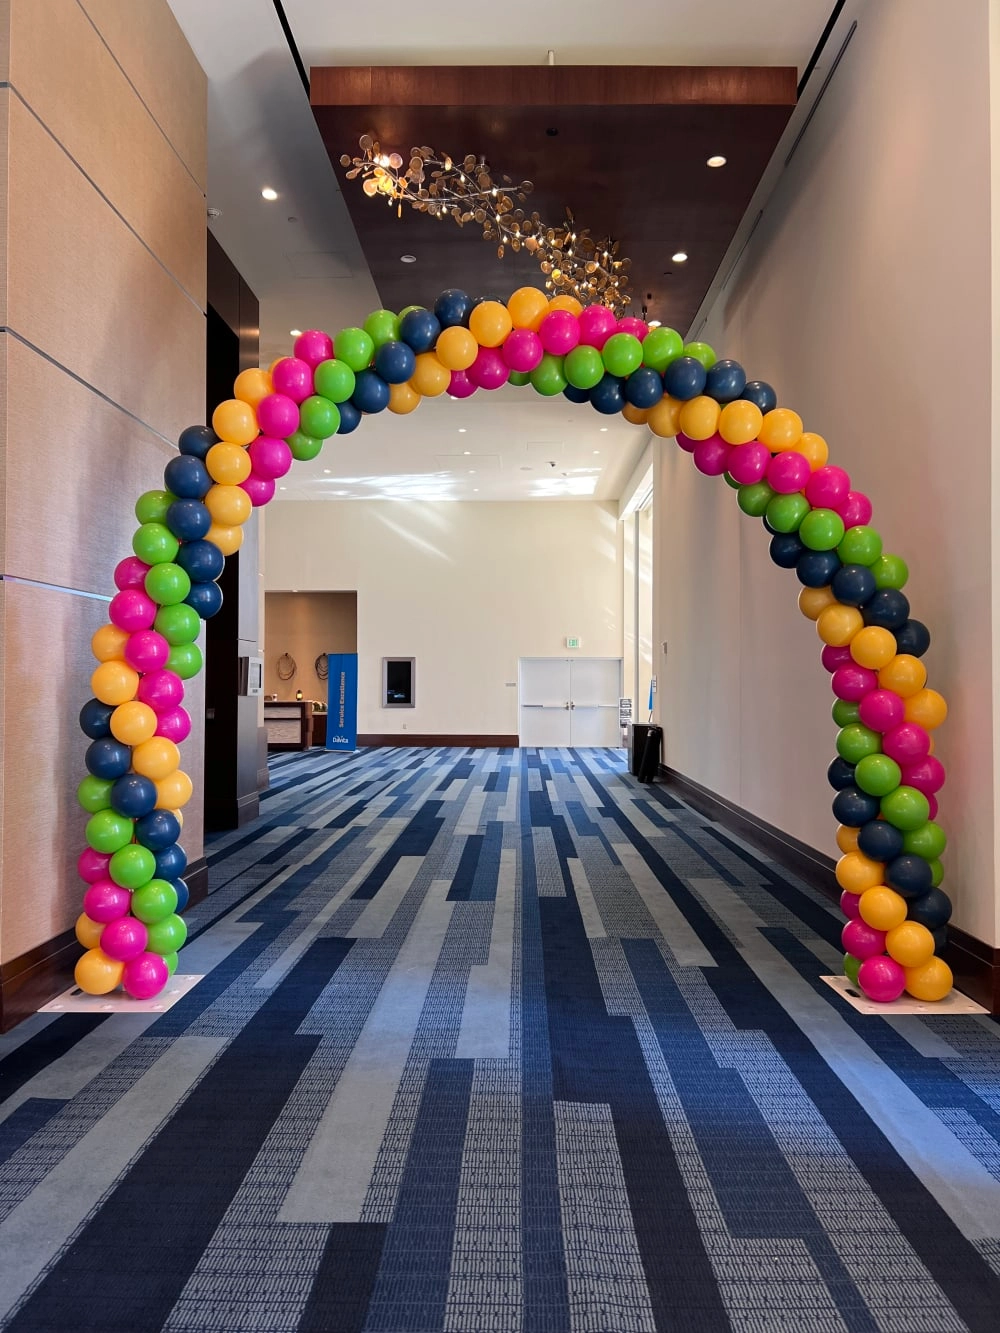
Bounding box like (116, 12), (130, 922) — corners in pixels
(566, 637), (580, 649)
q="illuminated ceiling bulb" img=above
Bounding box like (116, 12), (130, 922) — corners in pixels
(707, 155), (727, 168)
(672, 251), (688, 263)
(261, 186), (278, 200)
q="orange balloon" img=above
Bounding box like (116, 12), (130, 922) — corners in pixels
(904, 955), (953, 1001)
(388, 381), (421, 415)
(75, 947), (124, 995)
(435, 325), (478, 372)
(885, 921), (935, 969)
(836, 824), (860, 854)
(75, 913), (105, 950)
(205, 484), (252, 527)
(799, 586), (838, 621)
(268, 358), (284, 375)
(718, 400), (763, 445)
(678, 396), (721, 441)
(156, 769), (194, 810)
(173, 808), (185, 829)
(92, 623), (130, 663)
(110, 700), (158, 746)
(794, 432), (829, 470)
(207, 442), (252, 486)
(758, 407), (803, 452)
(132, 736), (181, 781)
(468, 300), (513, 348)
(233, 367), (273, 408)
(507, 285), (548, 331)
(878, 655), (927, 699)
(212, 398), (258, 447)
(859, 885), (908, 931)
(647, 396), (683, 438)
(836, 851), (885, 894)
(206, 523), (243, 557)
(91, 660), (139, 706)
(547, 295), (583, 316)
(850, 626), (897, 671)
(816, 603), (864, 645)
(410, 353), (450, 397)
(622, 403), (650, 426)
(903, 687), (948, 730)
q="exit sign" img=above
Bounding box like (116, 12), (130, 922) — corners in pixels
(566, 636), (580, 649)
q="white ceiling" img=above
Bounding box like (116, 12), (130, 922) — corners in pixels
(166, 0), (836, 502)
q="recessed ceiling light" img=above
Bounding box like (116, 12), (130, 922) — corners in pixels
(672, 251), (688, 263)
(458, 428), (466, 433)
(261, 186), (279, 200)
(707, 155), (727, 168)
(473, 488), (479, 492)
(463, 450), (471, 455)
(279, 485), (287, 490)
(593, 450), (600, 455)
(323, 469), (331, 474)
(400, 253), (417, 263)
(469, 470), (476, 474)
(600, 427), (608, 432)
(290, 328), (302, 337)
(648, 320), (661, 328)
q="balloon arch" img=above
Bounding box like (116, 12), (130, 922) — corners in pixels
(73, 286), (954, 1005)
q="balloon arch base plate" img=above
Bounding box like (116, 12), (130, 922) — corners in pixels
(821, 974), (985, 1017)
(39, 974), (204, 1015)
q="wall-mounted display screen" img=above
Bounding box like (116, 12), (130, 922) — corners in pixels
(382, 657), (415, 708)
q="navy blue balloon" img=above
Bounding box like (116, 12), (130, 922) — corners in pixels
(742, 380), (778, 413)
(663, 356), (707, 401)
(154, 842), (187, 880)
(931, 925), (948, 954)
(177, 424), (217, 459)
(135, 809), (182, 852)
(399, 308), (441, 354)
(590, 374), (626, 415)
(704, 359), (747, 403)
(471, 293), (504, 308)
(164, 454), (211, 499)
(827, 757), (856, 791)
(831, 563), (877, 607)
(351, 370), (391, 414)
(86, 738), (132, 780)
(770, 533), (805, 569)
(80, 698), (114, 740)
(563, 384), (590, 404)
(624, 366), (664, 409)
(434, 288), (473, 329)
(797, 550), (842, 588)
(907, 887), (952, 929)
(176, 538), (224, 584)
(885, 854), (933, 899)
(337, 400), (362, 435)
(110, 773), (158, 819)
(832, 785), (881, 827)
(895, 619), (931, 657)
(373, 340), (416, 385)
(857, 819), (904, 863)
(863, 588), (910, 631)
(186, 580), (223, 619)
(174, 877), (190, 914)
(166, 498), (211, 542)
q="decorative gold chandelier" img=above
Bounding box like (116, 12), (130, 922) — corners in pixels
(340, 135), (633, 310)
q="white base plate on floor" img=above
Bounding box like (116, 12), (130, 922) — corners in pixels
(39, 974), (204, 1014)
(821, 973), (987, 1016)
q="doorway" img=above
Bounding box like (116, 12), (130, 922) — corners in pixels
(518, 657), (623, 746)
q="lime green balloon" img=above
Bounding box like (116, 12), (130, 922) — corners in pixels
(78, 775), (114, 814)
(929, 858), (944, 887)
(832, 699), (861, 727)
(86, 809), (134, 854)
(843, 953), (862, 987)
(147, 913), (188, 955)
(872, 553), (908, 589)
(164, 950), (179, 976)
(135, 490), (175, 525)
(133, 522), (180, 565)
(737, 482), (774, 517)
(564, 345), (605, 390)
(154, 603), (201, 646)
(507, 370), (531, 386)
(398, 304), (423, 318)
(765, 493), (811, 533)
(131, 878), (179, 924)
(683, 341), (716, 370)
(530, 354), (567, 397)
(145, 563), (191, 607)
(799, 508), (845, 552)
(641, 326), (684, 373)
(363, 309), (401, 347)
(334, 327), (374, 372)
(902, 820), (947, 860)
(601, 333), (642, 378)
(109, 843), (156, 890)
(880, 785), (930, 831)
(836, 723), (882, 764)
(837, 525), (883, 567)
(855, 753), (901, 798)
(299, 396), (340, 439)
(289, 430), (324, 461)
(167, 642), (203, 679)
(313, 359), (356, 403)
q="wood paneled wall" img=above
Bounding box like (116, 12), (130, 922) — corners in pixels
(0, 0), (207, 1010)
(264, 592), (359, 701)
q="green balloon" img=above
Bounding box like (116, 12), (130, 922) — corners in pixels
(836, 723), (882, 764)
(837, 525), (883, 567)
(901, 820), (947, 860)
(363, 309), (401, 347)
(164, 951), (179, 976)
(683, 341), (716, 370)
(929, 858), (944, 887)
(313, 359), (356, 403)
(145, 563), (191, 607)
(564, 345), (605, 390)
(641, 326), (684, 373)
(871, 553), (908, 589)
(737, 482), (774, 517)
(77, 775), (114, 814)
(109, 843), (156, 890)
(146, 913), (188, 955)
(843, 953), (862, 987)
(131, 878), (179, 924)
(765, 493), (811, 533)
(333, 327), (374, 372)
(530, 354), (567, 396)
(799, 508), (845, 552)
(299, 395), (340, 439)
(85, 809), (134, 854)
(507, 370), (531, 386)
(167, 642), (203, 680)
(133, 522), (180, 565)
(135, 490), (175, 525)
(832, 699), (861, 727)
(855, 753), (902, 798)
(398, 304), (423, 318)
(289, 430), (324, 461)
(154, 603), (201, 646)
(880, 785), (930, 831)
(601, 333), (642, 378)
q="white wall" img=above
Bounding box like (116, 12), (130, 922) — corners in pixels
(264, 500), (623, 736)
(655, 0), (997, 943)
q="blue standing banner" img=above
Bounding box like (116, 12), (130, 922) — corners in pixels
(326, 653), (358, 752)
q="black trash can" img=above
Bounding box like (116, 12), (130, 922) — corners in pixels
(629, 723), (662, 783)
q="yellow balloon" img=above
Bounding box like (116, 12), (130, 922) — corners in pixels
(904, 955), (953, 1001)
(836, 851), (885, 894)
(718, 399), (763, 445)
(233, 367), (273, 408)
(850, 626), (897, 671)
(110, 700), (158, 746)
(885, 921), (935, 969)
(410, 353), (450, 397)
(758, 407), (803, 452)
(798, 586), (838, 621)
(92, 623), (130, 663)
(469, 300), (513, 348)
(816, 603), (864, 645)
(206, 442), (252, 486)
(156, 769), (194, 810)
(622, 403), (650, 426)
(794, 432), (829, 470)
(206, 523), (243, 557)
(903, 687), (948, 730)
(878, 655), (927, 699)
(859, 885), (908, 931)
(132, 736), (181, 781)
(435, 325), (478, 372)
(647, 396), (683, 438)
(91, 660), (139, 706)
(173, 807), (185, 829)
(205, 484), (252, 527)
(388, 381), (421, 415)
(75, 913), (105, 950)
(507, 285), (548, 331)
(74, 947), (124, 995)
(678, 395), (721, 441)
(211, 398), (258, 447)
(547, 295), (583, 316)
(836, 824), (860, 854)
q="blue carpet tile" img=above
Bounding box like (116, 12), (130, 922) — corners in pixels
(2, 746), (1000, 1333)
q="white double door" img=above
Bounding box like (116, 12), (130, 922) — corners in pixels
(518, 657), (623, 747)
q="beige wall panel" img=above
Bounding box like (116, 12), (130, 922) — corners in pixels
(77, 0), (207, 192)
(9, 0), (205, 305)
(0, 0), (8, 82)
(264, 592), (359, 699)
(0, 91), (8, 328)
(6, 94), (204, 443)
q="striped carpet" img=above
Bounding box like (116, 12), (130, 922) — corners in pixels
(2, 746), (1000, 1333)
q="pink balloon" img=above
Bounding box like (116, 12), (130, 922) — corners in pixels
(538, 310), (581, 356)
(241, 472), (276, 507)
(675, 431), (697, 454)
(114, 557), (150, 592)
(839, 491), (873, 526)
(901, 755), (946, 795)
(447, 369), (477, 399)
(109, 589), (157, 632)
(248, 435), (292, 480)
(270, 357), (313, 404)
(256, 393), (299, 439)
(842, 918), (886, 960)
(293, 330), (334, 369)
(858, 954), (906, 1003)
(728, 441), (770, 484)
(501, 328), (544, 373)
(100, 916), (149, 962)
(831, 665), (877, 701)
(617, 316), (649, 341)
(578, 305), (617, 350)
(468, 347), (510, 390)
(156, 705), (192, 743)
(83, 880), (131, 924)
(882, 722), (931, 765)
(124, 629), (170, 674)
(822, 645), (854, 673)
(926, 793), (940, 820)
(840, 890), (862, 921)
(78, 848), (112, 884)
(692, 434), (731, 476)
(767, 450), (811, 494)
(804, 465), (850, 510)
(858, 688), (905, 732)
(122, 951), (170, 1000)
(137, 668), (184, 713)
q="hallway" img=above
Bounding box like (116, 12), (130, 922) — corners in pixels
(2, 747), (1000, 1333)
